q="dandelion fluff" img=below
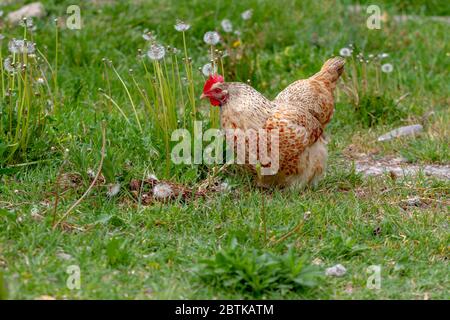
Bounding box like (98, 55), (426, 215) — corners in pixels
(8, 39), (21, 53)
(201, 62), (217, 76)
(147, 43), (166, 60)
(241, 9), (253, 20)
(8, 39), (35, 54)
(174, 20), (191, 32)
(203, 31), (220, 45)
(106, 183), (121, 197)
(26, 41), (35, 54)
(142, 32), (155, 42)
(3, 57), (17, 74)
(381, 63), (393, 73)
(153, 183), (174, 200)
(221, 19), (233, 33)
(339, 47), (352, 57)
(20, 17), (34, 29)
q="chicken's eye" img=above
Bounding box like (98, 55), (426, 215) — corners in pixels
(213, 88), (221, 93)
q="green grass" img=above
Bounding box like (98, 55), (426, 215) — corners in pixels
(0, 0), (449, 299)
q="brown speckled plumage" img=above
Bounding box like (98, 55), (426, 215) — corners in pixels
(219, 57), (345, 189)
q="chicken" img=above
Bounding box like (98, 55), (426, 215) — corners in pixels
(200, 57), (345, 189)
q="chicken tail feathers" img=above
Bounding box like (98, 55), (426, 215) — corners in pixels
(314, 57), (345, 84)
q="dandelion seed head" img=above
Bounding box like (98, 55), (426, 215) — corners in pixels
(8, 39), (35, 54)
(87, 168), (95, 179)
(234, 30), (242, 37)
(37, 77), (45, 84)
(339, 47), (352, 57)
(153, 183), (174, 199)
(174, 20), (191, 32)
(381, 63), (393, 73)
(241, 9), (253, 20)
(20, 17), (34, 29)
(203, 31), (220, 45)
(3, 57), (18, 74)
(221, 19), (233, 33)
(8, 39), (21, 53)
(379, 53), (389, 59)
(201, 62), (217, 76)
(26, 41), (35, 54)
(142, 32), (156, 42)
(0, 34), (5, 41)
(147, 43), (166, 60)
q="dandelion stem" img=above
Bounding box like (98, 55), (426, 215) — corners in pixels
(182, 31), (196, 121)
(100, 92), (131, 125)
(0, 48), (4, 97)
(54, 20), (59, 112)
(110, 64), (142, 132)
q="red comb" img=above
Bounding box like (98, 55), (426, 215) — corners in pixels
(203, 74), (224, 93)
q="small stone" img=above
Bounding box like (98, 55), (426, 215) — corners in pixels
(325, 264), (347, 277)
(303, 211), (311, 220)
(56, 251), (72, 261)
(403, 197), (422, 207)
(312, 258), (323, 266)
(147, 174), (158, 181)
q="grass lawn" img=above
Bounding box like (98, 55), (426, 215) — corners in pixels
(0, 0), (448, 299)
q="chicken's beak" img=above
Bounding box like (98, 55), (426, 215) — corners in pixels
(200, 93), (207, 100)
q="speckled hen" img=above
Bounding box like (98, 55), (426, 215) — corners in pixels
(200, 57), (345, 189)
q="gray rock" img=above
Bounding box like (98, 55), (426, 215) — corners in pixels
(377, 124), (423, 142)
(325, 264), (347, 277)
(7, 2), (45, 25)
